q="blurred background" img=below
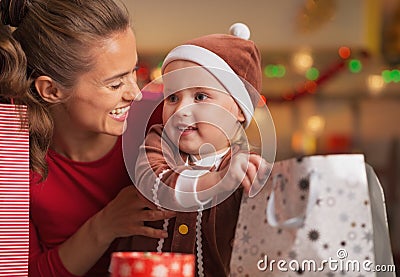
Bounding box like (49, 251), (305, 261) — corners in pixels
(122, 0), (399, 271)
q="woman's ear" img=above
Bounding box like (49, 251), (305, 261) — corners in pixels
(237, 109), (245, 123)
(35, 76), (67, 103)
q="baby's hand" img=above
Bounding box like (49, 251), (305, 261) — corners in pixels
(248, 155), (272, 197)
(221, 153), (271, 196)
(240, 154), (271, 196)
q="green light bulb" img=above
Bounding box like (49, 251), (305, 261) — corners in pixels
(264, 65), (275, 78)
(381, 70), (392, 83)
(348, 59), (362, 73)
(391, 69), (400, 83)
(306, 67), (319, 80)
(276, 64), (286, 78)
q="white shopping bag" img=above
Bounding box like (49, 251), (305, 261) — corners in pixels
(0, 103), (29, 276)
(230, 154), (395, 276)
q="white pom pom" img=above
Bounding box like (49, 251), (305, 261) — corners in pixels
(229, 22), (251, 40)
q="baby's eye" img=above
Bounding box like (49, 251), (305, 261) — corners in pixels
(195, 93), (208, 101)
(167, 94), (179, 102)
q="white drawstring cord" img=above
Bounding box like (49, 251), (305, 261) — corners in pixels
(153, 169), (170, 252)
(196, 207), (204, 277)
(153, 168), (205, 277)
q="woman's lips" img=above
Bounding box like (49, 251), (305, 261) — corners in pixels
(109, 106), (130, 122)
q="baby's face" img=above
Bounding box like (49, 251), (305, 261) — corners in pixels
(162, 60), (245, 158)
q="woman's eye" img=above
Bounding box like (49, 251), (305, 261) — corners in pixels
(108, 82), (123, 90)
(195, 93), (208, 101)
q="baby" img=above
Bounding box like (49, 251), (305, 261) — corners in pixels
(130, 23), (270, 277)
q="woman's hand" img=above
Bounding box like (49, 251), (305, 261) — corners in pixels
(92, 185), (176, 245)
(58, 185), (175, 275)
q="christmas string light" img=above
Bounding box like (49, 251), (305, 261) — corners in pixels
(141, 48), (370, 103)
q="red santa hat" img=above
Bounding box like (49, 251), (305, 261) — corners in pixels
(161, 23), (262, 128)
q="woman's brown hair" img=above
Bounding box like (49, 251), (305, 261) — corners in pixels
(0, 0), (131, 179)
(0, 24), (29, 103)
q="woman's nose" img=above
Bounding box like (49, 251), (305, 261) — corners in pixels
(123, 79), (142, 102)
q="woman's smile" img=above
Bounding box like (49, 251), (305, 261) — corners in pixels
(109, 105), (130, 122)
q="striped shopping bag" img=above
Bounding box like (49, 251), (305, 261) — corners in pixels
(0, 103), (29, 276)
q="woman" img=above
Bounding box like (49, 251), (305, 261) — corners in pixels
(0, 0), (175, 276)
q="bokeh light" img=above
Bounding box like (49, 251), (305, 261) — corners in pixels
(338, 46), (351, 59)
(306, 67), (320, 80)
(348, 59), (362, 73)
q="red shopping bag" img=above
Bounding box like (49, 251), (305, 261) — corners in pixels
(0, 103), (29, 276)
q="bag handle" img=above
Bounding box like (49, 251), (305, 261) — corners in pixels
(266, 171), (318, 228)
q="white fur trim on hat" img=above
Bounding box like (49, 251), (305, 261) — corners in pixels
(161, 44), (254, 128)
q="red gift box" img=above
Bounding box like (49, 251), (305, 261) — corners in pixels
(110, 252), (195, 277)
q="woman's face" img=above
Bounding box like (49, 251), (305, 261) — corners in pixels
(56, 28), (141, 137)
(162, 60), (245, 158)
